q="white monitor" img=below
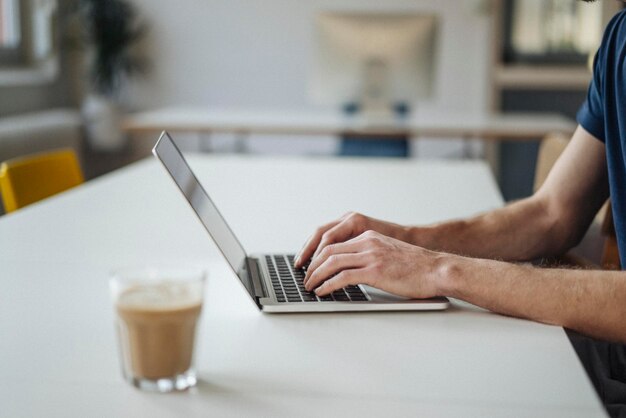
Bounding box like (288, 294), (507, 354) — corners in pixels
(309, 12), (439, 114)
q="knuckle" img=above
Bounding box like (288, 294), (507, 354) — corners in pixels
(366, 249), (379, 261)
(366, 236), (381, 246)
(337, 270), (352, 283)
(373, 245), (385, 254)
(327, 254), (338, 264)
(321, 230), (334, 242)
(320, 245), (334, 257)
(370, 262), (383, 273)
(347, 216), (365, 230)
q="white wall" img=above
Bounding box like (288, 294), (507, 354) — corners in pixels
(125, 0), (492, 157)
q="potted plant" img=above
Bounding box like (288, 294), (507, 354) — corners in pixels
(79, 0), (148, 151)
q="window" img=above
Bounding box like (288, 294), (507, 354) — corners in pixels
(0, 0), (58, 84)
(503, 0), (608, 65)
(0, 0), (22, 64)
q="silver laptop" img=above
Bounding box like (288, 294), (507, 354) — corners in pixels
(153, 131), (449, 313)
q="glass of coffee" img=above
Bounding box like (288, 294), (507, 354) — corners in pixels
(110, 265), (205, 392)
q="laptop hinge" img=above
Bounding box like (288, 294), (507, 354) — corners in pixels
(246, 257), (266, 308)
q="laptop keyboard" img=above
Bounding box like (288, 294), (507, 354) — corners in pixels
(265, 254), (368, 303)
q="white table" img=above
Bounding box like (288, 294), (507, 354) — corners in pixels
(123, 107), (576, 141)
(0, 155), (604, 417)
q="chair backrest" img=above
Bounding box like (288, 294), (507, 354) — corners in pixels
(0, 148), (84, 213)
(534, 132), (570, 192)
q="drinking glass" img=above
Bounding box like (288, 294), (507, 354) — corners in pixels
(110, 265), (206, 392)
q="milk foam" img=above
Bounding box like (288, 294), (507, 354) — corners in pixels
(117, 281), (202, 310)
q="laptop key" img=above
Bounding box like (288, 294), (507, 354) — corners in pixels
(346, 291), (363, 298)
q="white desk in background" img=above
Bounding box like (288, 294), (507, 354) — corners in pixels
(0, 156), (604, 417)
(123, 107), (576, 141)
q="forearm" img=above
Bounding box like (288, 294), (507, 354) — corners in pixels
(407, 126), (609, 262)
(437, 255), (626, 343)
(409, 197), (568, 261)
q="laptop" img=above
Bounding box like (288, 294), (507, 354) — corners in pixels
(153, 131), (449, 313)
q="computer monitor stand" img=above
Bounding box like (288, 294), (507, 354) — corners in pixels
(339, 102), (410, 158)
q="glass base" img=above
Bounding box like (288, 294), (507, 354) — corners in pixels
(127, 370), (197, 392)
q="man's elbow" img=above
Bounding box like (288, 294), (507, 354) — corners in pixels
(536, 195), (587, 256)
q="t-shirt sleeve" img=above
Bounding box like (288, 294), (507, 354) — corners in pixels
(577, 50), (605, 142)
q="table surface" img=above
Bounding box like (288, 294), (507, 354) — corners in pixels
(0, 155), (604, 417)
(123, 107), (576, 140)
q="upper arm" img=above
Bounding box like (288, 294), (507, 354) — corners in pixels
(535, 125), (609, 244)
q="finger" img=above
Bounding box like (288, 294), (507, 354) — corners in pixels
(304, 236), (369, 285)
(294, 220), (340, 268)
(314, 268), (367, 296)
(310, 220), (361, 262)
(304, 252), (366, 291)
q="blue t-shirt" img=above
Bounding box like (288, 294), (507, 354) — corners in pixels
(577, 10), (626, 267)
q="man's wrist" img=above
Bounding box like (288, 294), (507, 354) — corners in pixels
(432, 253), (466, 298)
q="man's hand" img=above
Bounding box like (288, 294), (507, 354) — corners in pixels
(294, 212), (413, 268)
(302, 230), (444, 298)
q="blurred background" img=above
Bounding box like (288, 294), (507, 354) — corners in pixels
(0, 0), (621, 214)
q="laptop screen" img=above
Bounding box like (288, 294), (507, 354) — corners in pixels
(152, 132), (254, 297)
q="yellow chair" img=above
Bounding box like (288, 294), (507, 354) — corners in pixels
(0, 149), (84, 213)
